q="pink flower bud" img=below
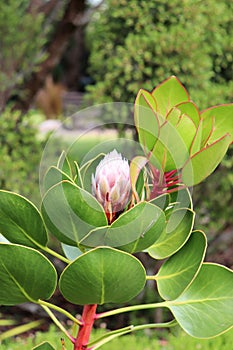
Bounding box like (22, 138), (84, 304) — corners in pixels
(92, 150), (131, 223)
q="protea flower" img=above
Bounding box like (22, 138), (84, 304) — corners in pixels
(92, 150), (131, 224)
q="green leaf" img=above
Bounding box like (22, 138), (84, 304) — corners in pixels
(59, 247), (146, 305)
(176, 101), (200, 127)
(33, 342), (55, 350)
(156, 231), (207, 300)
(200, 115), (214, 147)
(201, 104), (233, 143)
(43, 166), (73, 193)
(130, 156), (148, 202)
(0, 244), (57, 305)
(190, 119), (203, 155)
(168, 263), (233, 338)
(74, 160), (83, 188)
(119, 206), (166, 253)
(57, 151), (73, 177)
(148, 208), (195, 259)
(169, 187), (193, 210)
(41, 181), (108, 246)
(150, 193), (170, 210)
(182, 134), (231, 186)
(62, 243), (83, 260)
(0, 190), (48, 248)
(152, 76), (189, 117)
(135, 89), (159, 152)
(150, 116), (190, 171)
(80, 202), (166, 252)
(167, 107), (197, 151)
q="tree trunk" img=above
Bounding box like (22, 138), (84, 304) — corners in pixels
(12, 0), (86, 113)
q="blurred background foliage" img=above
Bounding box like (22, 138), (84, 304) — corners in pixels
(86, 0), (233, 109)
(0, 108), (45, 205)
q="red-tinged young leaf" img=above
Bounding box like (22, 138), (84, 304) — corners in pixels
(135, 89), (160, 152)
(182, 134), (231, 186)
(190, 119), (203, 155)
(201, 104), (233, 143)
(175, 101), (200, 127)
(152, 76), (190, 117)
(166, 107), (197, 151)
(135, 88), (157, 111)
(200, 115), (215, 147)
(150, 118), (190, 171)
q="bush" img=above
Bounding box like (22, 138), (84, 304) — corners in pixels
(0, 109), (44, 204)
(86, 0), (233, 109)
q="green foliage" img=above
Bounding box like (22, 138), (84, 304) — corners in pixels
(2, 326), (233, 350)
(148, 208), (195, 259)
(59, 247), (146, 305)
(168, 263), (233, 338)
(0, 0), (49, 108)
(134, 76), (232, 185)
(0, 244), (57, 305)
(0, 190), (48, 248)
(86, 0), (233, 110)
(0, 108), (43, 204)
(156, 231), (207, 300)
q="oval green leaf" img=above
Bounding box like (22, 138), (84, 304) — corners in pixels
(151, 117), (190, 171)
(130, 156), (148, 202)
(0, 190), (48, 248)
(201, 104), (233, 143)
(0, 243), (57, 305)
(176, 101), (200, 127)
(57, 151), (73, 177)
(148, 208), (195, 259)
(152, 76), (190, 117)
(169, 187), (193, 210)
(59, 247), (146, 305)
(43, 166), (73, 193)
(41, 181), (108, 246)
(135, 89), (159, 152)
(156, 231), (207, 300)
(80, 202), (166, 252)
(149, 193), (170, 210)
(182, 134), (231, 186)
(62, 243), (83, 261)
(168, 263), (233, 338)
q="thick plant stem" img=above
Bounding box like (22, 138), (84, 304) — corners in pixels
(74, 304), (97, 350)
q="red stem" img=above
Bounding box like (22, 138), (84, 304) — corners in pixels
(74, 304), (97, 350)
